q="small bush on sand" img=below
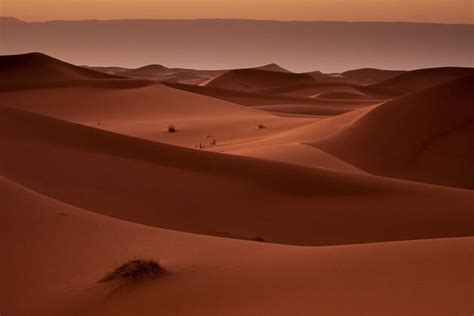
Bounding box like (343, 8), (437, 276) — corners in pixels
(257, 124), (266, 129)
(167, 125), (177, 133)
(99, 259), (165, 284)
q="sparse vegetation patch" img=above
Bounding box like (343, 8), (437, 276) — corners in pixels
(100, 259), (165, 284)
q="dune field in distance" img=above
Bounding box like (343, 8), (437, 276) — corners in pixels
(0, 17), (473, 316)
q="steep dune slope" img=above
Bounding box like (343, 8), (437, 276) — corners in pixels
(2, 176), (472, 316)
(316, 76), (474, 189)
(1, 105), (473, 246)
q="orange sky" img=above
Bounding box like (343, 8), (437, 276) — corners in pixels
(1, 0), (473, 23)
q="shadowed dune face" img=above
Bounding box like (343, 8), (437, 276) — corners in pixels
(315, 75), (474, 189)
(86, 62), (290, 85)
(0, 52), (155, 91)
(163, 82), (383, 117)
(257, 82), (361, 96)
(206, 68), (316, 91)
(254, 63), (291, 73)
(340, 68), (406, 84)
(123, 64), (170, 76)
(1, 51), (474, 316)
(117, 64), (225, 85)
(0, 52), (122, 81)
(366, 67), (474, 96)
(82, 65), (132, 75)
(316, 91), (372, 100)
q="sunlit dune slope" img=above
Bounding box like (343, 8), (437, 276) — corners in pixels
(1, 175), (472, 316)
(1, 105), (473, 246)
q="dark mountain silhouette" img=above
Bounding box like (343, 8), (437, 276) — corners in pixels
(1, 17), (472, 72)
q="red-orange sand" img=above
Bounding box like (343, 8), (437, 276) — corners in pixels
(1, 53), (473, 316)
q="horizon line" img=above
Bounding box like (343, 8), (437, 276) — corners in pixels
(1, 16), (473, 26)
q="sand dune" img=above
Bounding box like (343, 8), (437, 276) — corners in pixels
(214, 105), (379, 153)
(340, 68), (406, 84)
(0, 52), (121, 82)
(253, 104), (352, 116)
(0, 82), (262, 121)
(1, 104), (473, 246)
(366, 67), (474, 96)
(125, 64), (169, 74)
(164, 82), (381, 117)
(206, 68), (316, 91)
(2, 175), (472, 316)
(0, 80), (316, 148)
(82, 65), (131, 75)
(301, 69), (406, 85)
(256, 81), (379, 98)
(0, 53), (321, 153)
(119, 65), (224, 85)
(165, 82), (328, 105)
(121, 64), (170, 77)
(0, 53), (154, 92)
(316, 75), (474, 189)
(86, 63), (290, 85)
(228, 143), (365, 173)
(253, 63), (292, 73)
(316, 91), (373, 100)
(1, 52), (473, 316)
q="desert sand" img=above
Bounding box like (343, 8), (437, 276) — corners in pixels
(1, 52), (473, 316)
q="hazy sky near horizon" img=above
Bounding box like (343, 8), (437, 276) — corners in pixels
(1, 0), (473, 24)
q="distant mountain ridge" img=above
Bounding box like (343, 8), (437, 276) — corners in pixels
(1, 17), (472, 72)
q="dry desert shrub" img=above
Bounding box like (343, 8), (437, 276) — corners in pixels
(100, 259), (165, 284)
